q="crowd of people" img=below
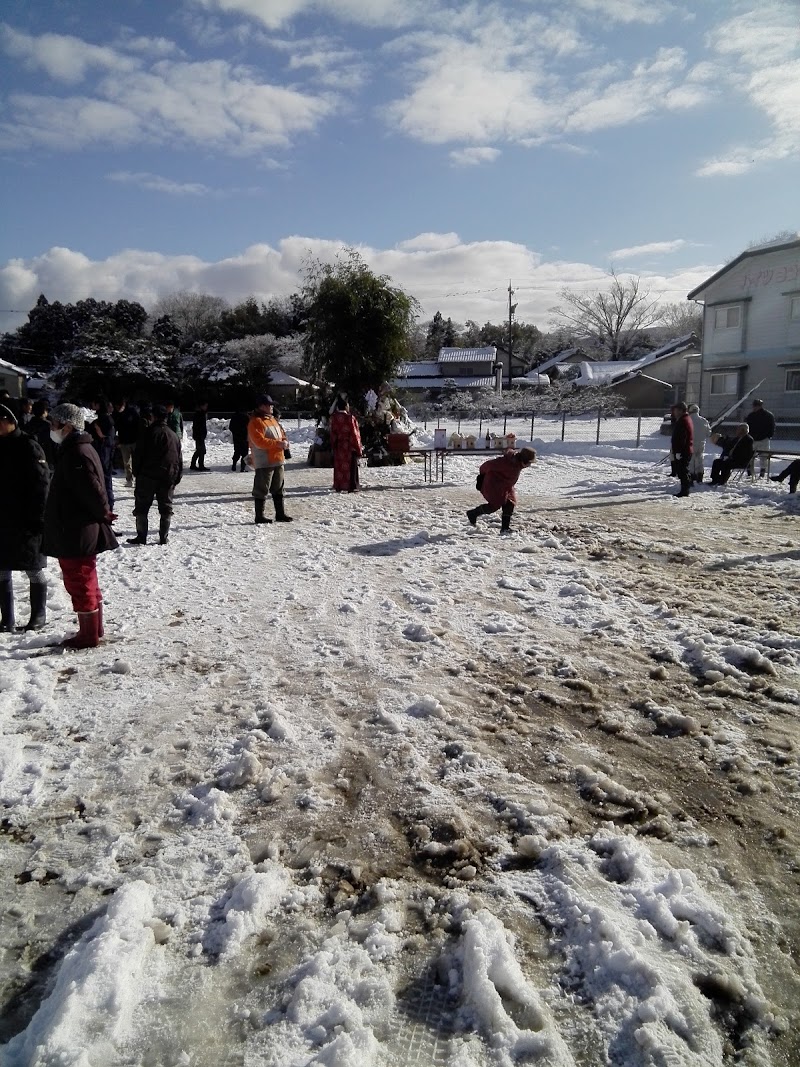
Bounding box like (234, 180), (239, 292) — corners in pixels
(669, 397), (793, 496)
(0, 386), (795, 649)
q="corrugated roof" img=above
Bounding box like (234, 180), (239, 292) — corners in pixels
(394, 375), (496, 389)
(438, 347), (496, 363)
(398, 361), (440, 377)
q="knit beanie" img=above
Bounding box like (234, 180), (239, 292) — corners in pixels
(49, 403), (86, 431)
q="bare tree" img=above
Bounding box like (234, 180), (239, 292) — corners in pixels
(150, 291), (229, 343)
(655, 301), (703, 340)
(549, 270), (663, 360)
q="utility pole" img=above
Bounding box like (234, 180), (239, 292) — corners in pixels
(507, 281), (517, 388)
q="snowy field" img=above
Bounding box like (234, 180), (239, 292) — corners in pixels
(1, 420), (799, 1067)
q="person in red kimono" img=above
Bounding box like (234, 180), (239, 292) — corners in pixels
(329, 399), (363, 492)
(467, 447), (536, 534)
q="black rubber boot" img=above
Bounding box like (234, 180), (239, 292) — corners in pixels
(273, 494), (293, 522)
(24, 580), (47, 631)
(500, 503), (514, 534)
(467, 504), (490, 527)
(255, 499), (272, 525)
(0, 579), (15, 632)
(127, 516), (148, 545)
(159, 517), (171, 545)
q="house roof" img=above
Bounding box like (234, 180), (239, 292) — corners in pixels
(269, 369), (310, 387)
(393, 375), (496, 390)
(687, 237), (800, 300)
(511, 373), (550, 386)
(0, 355), (32, 376)
(438, 347), (496, 363)
(398, 361), (440, 378)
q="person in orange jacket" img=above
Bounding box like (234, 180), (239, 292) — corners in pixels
(247, 395), (293, 524)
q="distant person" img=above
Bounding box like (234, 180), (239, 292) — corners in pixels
(467, 447), (536, 534)
(17, 397), (33, 426)
(670, 402), (693, 498)
(770, 460), (800, 494)
(43, 404), (118, 649)
(687, 404), (711, 484)
(165, 399), (184, 439)
(228, 407), (250, 472)
(112, 397), (140, 487)
(87, 396), (116, 509)
(190, 400), (209, 471)
(746, 399), (775, 478)
(25, 398), (56, 470)
(128, 405), (183, 545)
(0, 403), (50, 632)
(709, 424), (754, 485)
(329, 398), (363, 492)
(247, 394), (292, 524)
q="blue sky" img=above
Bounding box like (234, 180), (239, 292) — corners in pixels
(0, 0), (798, 334)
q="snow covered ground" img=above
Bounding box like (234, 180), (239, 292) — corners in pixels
(1, 419), (799, 1067)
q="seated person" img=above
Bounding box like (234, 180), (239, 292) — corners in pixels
(770, 459), (800, 494)
(709, 424), (754, 485)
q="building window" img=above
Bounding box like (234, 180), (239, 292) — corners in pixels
(786, 369), (800, 392)
(714, 305), (741, 329)
(791, 296), (800, 321)
(709, 371), (739, 395)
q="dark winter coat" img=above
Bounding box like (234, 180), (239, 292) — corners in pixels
(671, 412), (694, 458)
(114, 404), (141, 445)
(746, 407), (776, 440)
(25, 414), (56, 469)
(42, 431), (118, 559)
(87, 410), (116, 467)
(478, 453), (527, 509)
(717, 433), (755, 469)
(229, 411), (250, 446)
(166, 409), (184, 437)
(192, 410), (208, 441)
(133, 422), (183, 485)
(0, 428), (50, 571)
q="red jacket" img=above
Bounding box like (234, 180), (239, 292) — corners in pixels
(671, 412), (694, 458)
(479, 453), (527, 509)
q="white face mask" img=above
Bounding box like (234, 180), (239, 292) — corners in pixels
(50, 428), (66, 445)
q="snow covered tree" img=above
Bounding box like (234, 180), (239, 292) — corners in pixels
(549, 270), (663, 360)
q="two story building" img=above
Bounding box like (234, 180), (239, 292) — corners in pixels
(687, 237), (800, 431)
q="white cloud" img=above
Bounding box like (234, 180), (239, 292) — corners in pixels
(0, 237), (716, 333)
(0, 44), (338, 154)
(696, 2), (800, 178)
(449, 146), (500, 166)
(107, 171), (214, 196)
(189, 0), (428, 31)
(0, 24), (136, 83)
(610, 240), (688, 258)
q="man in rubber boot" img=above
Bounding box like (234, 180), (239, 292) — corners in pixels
(248, 395), (293, 525)
(467, 447), (536, 534)
(0, 403), (50, 632)
(43, 404), (118, 649)
(127, 405), (182, 546)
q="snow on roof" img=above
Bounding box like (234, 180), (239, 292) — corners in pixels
(0, 355), (32, 376)
(398, 361), (440, 378)
(534, 349), (585, 373)
(511, 373), (550, 386)
(438, 347), (496, 363)
(393, 375), (496, 389)
(269, 370), (310, 387)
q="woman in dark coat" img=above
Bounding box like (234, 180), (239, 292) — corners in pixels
(43, 403), (118, 648)
(0, 404), (50, 631)
(467, 447), (536, 534)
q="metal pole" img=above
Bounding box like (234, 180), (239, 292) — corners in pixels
(596, 408), (601, 444)
(561, 412), (566, 441)
(636, 414), (641, 447)
(479, 416), (483, 434)
(530, 413), (534, 440)
(503, 413), (508, 433)
(457, 415), (461, 433)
